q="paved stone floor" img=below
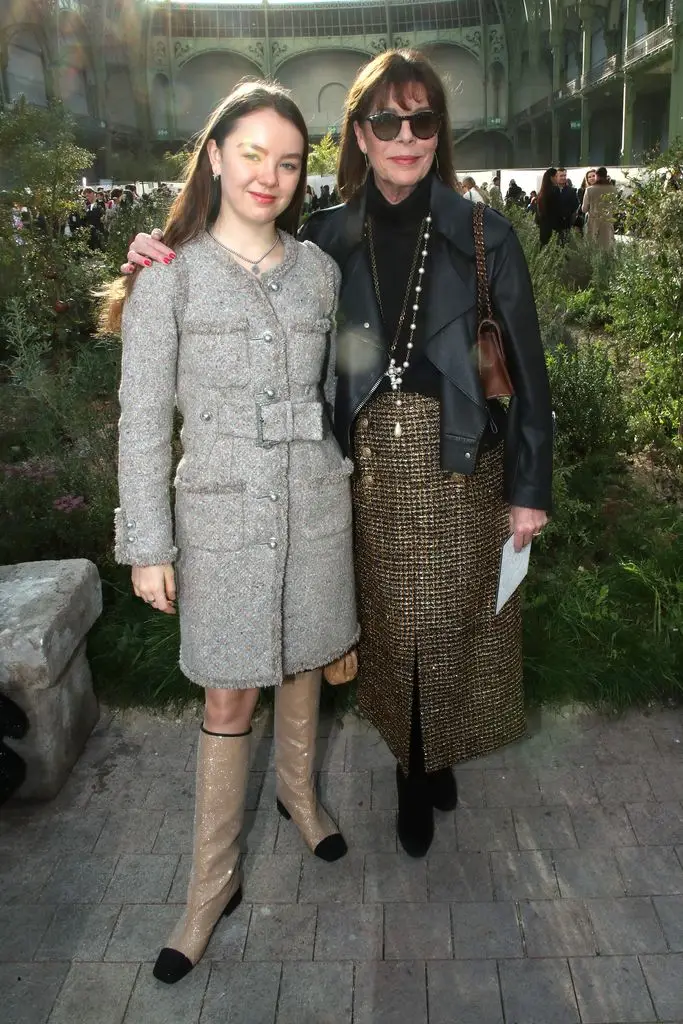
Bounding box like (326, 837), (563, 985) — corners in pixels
(2, 703), (683, 1024)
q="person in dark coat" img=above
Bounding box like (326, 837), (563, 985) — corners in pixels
(536, 167), (562, 247)
(556, 167), (579, 239)
(300, 51), (552, 857)
(120, 49), (553, 861)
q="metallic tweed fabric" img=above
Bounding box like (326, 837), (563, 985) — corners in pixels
(353, 392), (525, 772)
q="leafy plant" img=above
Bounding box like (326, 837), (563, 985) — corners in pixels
(308, 132), (339, 176)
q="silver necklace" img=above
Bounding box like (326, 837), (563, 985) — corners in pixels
(210, 230), (280, 275)
(368, 214), (432, 438)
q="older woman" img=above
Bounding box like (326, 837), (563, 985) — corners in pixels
(123, 49), (553, 859)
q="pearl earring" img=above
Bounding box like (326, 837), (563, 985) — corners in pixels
(212, 172), (220, 182)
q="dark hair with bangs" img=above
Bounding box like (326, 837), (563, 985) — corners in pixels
(337, 49), (457, 200)
(104, 79), (308, 332)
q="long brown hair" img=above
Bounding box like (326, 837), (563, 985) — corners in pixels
(537, 167), (558, 216)
(105, 80), (309, 332)
(337, 49), (457, 201)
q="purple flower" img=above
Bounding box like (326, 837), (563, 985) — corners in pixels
(53, 495), (86, 513)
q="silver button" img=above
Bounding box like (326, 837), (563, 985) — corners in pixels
(268, 538), (277, 549)
(269, 492), (279, 502)
(263, 331), (273, 343)
(126, 520), (135, 529)
(464, 451), (471, 459)
(263, 387), (275, 399)
(127, 534), (136, 542)
(200, 410), (212, 421)
(269, 282), (280, 292)
(363, 322), (370, 329)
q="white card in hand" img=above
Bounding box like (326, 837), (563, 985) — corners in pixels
(496, 535), (532, 614)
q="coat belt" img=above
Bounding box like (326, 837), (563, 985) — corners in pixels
(256, 400), (324, 447)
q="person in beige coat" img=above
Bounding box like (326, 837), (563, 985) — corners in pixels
(108, 82), (358, 986)
(582, 166), (617, 248)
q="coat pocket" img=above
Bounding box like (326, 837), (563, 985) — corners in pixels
(297, 459), (353, 540)
(175, 488), (244, 553)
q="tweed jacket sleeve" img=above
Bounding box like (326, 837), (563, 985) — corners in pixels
(115, 258), (187, 566)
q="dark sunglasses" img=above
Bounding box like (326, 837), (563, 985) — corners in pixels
(365, 110), (442, 142)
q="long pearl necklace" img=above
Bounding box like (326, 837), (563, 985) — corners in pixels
(376, 214), (432, 438)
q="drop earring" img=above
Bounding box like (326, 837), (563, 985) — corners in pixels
(212, 171), (220, 182)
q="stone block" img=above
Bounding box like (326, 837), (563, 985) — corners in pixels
(569, 955), (656, 1023)
(498, 959), (580, 1024)
(278, 963), (353, 1024)
(0, 559), (102, 800)
(428, 961), (504, 1024)
(384, 902), (452, 960)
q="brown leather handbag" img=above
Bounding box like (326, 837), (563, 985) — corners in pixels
(323, 649), (358, 686)
(472, 203), (515, 400)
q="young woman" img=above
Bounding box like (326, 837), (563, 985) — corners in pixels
(109, 81), (358, 983)
(581, 166), (616, 248)
(576, 169), (597, 234)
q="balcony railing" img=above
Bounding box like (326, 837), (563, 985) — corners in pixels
(528, 96), (551, 117)
(554, 77), (582, 102)
(582, 53), (621, 89)
(623, 23), (674, 66)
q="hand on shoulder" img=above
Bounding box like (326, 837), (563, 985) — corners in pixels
(121, 228), (176, 275)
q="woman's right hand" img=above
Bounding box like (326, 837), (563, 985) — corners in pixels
(132, 564), (177, 614)
(121, 228), (175, 274)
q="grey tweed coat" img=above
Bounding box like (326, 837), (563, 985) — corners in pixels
(116, 230), (359, 688)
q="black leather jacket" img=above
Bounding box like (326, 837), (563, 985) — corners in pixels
(300, 176), (553, 511)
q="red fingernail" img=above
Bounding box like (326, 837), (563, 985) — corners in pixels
(168, 252), (176, 259)
(163, 258), (171, 265)
(144, 259), (152, 267)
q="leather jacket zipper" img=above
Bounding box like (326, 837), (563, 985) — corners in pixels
(348, 369), (386, 445)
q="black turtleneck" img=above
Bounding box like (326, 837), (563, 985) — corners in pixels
(366, 172), (441, 399)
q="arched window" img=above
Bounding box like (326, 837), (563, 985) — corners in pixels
(7, 29), (48, 106)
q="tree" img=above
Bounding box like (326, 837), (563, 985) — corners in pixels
(0, 97), (94, 235)
(307, 132), (339, 176)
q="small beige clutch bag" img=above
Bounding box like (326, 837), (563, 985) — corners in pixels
(323, 649), (358, 686)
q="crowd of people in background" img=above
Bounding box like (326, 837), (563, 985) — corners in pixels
(302, 182), (340, 214)
(7, 163), (680, 254)
(5, 182), (176, 250)
(456, 166), (629, 252)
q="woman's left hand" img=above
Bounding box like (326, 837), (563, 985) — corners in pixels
(509, 506), (548, 552)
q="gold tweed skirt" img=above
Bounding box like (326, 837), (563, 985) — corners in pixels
(353, 392), (525, 772)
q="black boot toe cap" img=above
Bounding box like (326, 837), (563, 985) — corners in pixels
(314, 832), (348, 862)
(153, 947), (193, 985)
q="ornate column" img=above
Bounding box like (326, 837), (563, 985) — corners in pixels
(550, 28), (563, 164)
(668, 16), (683, 145)
(620, 0), (638, 162)
(580, 97), (590, 161)
(620, 75), (635, 162)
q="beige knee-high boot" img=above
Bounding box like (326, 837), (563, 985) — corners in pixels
(275, 670), (347, 862)
(153, 727), (250, 984)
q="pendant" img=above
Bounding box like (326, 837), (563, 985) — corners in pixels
(251, 265), (260, 276)
(394, 421), (402, 438)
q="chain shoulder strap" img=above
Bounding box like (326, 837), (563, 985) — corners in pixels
(472, 203), (492, 321)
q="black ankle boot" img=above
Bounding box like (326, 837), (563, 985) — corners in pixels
(427, 768), (458, 811)
(396, 764), (434, 858)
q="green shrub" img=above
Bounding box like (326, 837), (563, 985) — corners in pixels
(609, 144), (683, 454)
(546, 340), (632, 465)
